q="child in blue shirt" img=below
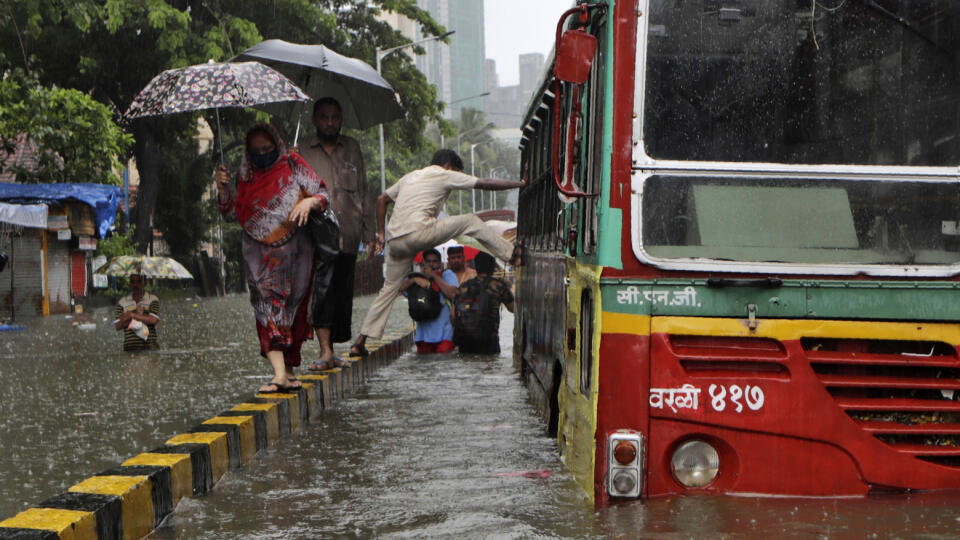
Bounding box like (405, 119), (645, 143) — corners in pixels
(401, 248), (460, 353)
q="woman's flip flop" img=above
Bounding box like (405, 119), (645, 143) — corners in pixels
(258, 381), (296, 393)
(330, 356), (351, 368)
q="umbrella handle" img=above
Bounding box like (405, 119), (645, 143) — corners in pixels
(215, 109), (225, 166)
(293, 117), (301, 147)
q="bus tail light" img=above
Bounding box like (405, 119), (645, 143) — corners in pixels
(608, 430), (644, 498)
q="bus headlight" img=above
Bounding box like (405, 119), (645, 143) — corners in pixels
(608, 430), (644, 498)
(670, 440), (719, 488)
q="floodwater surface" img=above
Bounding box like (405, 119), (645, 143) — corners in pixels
(0, 293), (407, 520)
(153, 314), (598, 539)
(5, 295), (960, 538)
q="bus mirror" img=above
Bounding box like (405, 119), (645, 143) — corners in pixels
(555, 29), (597, 84)
(550, 3), (601, 199)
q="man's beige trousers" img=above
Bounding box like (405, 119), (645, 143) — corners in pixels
(359, 214), (514, 339)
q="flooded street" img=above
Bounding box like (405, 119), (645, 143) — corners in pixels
(4, 294), (960, 537)
(153, 318), (599, 539)
(0, 293), (405, 520)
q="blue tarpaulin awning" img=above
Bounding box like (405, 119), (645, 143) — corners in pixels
(0, 183), (122, 238)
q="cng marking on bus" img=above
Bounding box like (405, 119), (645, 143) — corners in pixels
(616, 286), (702, 307)
(649, 384), (765, 413)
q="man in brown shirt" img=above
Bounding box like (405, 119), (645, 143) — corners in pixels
(300, 97), (374, 370)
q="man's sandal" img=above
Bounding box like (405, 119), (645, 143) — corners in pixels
(348, 345), (369, 358)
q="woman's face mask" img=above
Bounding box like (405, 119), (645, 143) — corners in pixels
(249, 148), (279, 170)
(247, 132), (279, 170)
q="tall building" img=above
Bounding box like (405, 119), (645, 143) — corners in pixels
(416, 0), (487, 120)
(485, 59), (499, 92)
(378, 11), (420, 46)
(486, 53), (545, 129)
(518, 53), (545, 96)
(379, 2), (543, 130)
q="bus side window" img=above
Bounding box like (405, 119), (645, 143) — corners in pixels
(518, 153), (531, 246)
(580, 15), (606, 255)
(579, 288), (594, 394)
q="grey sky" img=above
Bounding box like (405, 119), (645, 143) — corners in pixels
(484, 0), (573, 87)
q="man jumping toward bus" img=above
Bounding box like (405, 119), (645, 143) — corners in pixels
(348, 149), (524, 357)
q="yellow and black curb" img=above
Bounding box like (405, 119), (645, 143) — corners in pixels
(0, 329), (414, 540)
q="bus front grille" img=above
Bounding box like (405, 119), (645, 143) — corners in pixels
(669, 335), (790, 378)
(805, 338), (960, 465)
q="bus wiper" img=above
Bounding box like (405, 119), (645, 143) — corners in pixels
(706, 277), (783, 288)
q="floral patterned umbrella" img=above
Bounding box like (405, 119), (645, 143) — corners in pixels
(95, 256), (193, 280)
(123, 61), (309, 119)
(123, 61), (310, 163)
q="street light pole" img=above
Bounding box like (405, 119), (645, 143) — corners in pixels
(489, 166), (507, 210)
(456, 121), (494, 155)
(470, 143), (477, 212)
(470, 141), (489, 213)
(377, 30), (455, 194)
(440, 92), (489, 149)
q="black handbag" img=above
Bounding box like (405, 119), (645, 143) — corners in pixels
(308, 208), (341, 329)
(308, 208), (340, 264)
(405, 272), (444, 322)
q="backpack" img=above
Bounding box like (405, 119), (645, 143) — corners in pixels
(406, 272), (444, 322)
(453, 277), (495, 344)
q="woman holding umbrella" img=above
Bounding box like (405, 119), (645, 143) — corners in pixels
(215, 122), (328, 393)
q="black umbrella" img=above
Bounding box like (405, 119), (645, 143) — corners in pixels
(234, 39), (403, 137)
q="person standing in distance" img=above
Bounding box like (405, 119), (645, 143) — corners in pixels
(446, 245), (476, 285)
(402, 248), (459, 354)
(114, 273), (160, 351)
(300, 97), (374, 371)
(453, 251), (515, 354)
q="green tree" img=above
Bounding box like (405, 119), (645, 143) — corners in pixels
(452, 107), (494, 153)
(95, 225), (137, 259)
(0, 0), (448, 254)
(0, 73), (132, 184)
(152, 138), (215, 256)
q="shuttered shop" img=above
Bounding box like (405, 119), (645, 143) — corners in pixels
(46, 232), (71, 314)
(0, 230), (43, 319)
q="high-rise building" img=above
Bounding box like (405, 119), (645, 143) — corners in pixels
(416, 0), (487, 120)
(485, 59), (499, 92)
(518, 53), (545, 96)
(486, 53), (544, 130)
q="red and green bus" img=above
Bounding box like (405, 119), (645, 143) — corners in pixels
(514, 0), (960, 504)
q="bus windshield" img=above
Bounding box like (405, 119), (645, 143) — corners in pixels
(643, 1), (960, 166)
(641, 175), (960, 266)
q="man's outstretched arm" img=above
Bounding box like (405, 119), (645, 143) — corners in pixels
(474, 178), (525, 191)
